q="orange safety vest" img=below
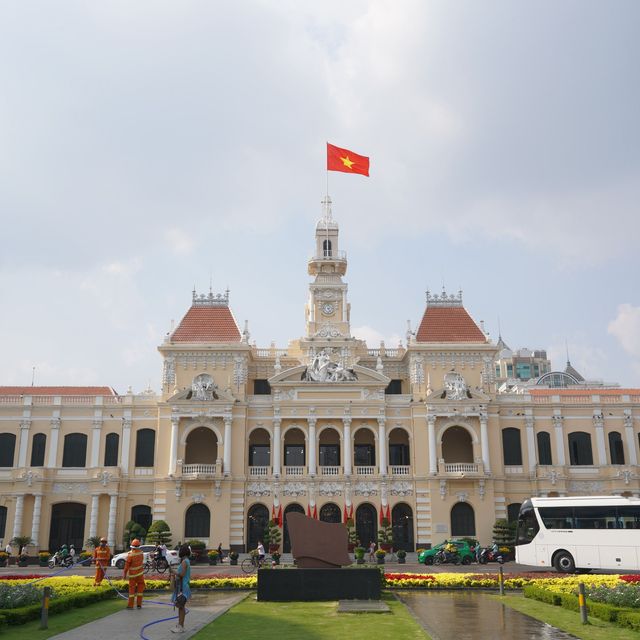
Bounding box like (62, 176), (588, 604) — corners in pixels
(124, 549), (144, 578)
(94, 546), (111, 563)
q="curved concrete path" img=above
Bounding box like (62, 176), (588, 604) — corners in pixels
(49, 592), (246, 640)
(399, 592), (578, 640)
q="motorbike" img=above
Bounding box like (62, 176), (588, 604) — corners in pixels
(433, 548), (461, 565)
(48, 553), (74, 569)
(478, 547), (504, 564)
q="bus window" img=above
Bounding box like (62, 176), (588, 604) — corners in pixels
(538, 507), (574, 529)
(574, 506), (617, 529)
(516, 506), (539, 545)
(617, 505), (640, 529)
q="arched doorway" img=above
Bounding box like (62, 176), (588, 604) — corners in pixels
(49, 503), (86, 552)
(185, 427), (218, 464)
(283, 503), (305, 552)
(391, 503), (414, 551)
(319, 503), (341, 524)
(356, 503), (377, 548)
(185, 504), (210, 538)
(441, 426), (473, 463)
(247, 504), (269, 553)
(450, 502), (476, 537)
(131, 505), (152, 533)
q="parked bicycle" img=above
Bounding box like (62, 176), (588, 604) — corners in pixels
(143, 557), (169, 574)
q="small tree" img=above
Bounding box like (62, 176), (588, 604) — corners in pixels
(492, 519), (515, 546)
(146, 520), (172, 545)
(264, 519), (281, 551)
(377, 518), (392, 547)
(86, 536), (102, 550)
(346, 518), (357, 545)
(11, 535), (34, 555)
(123, 520), (146, 547)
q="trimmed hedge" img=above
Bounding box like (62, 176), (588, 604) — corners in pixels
(524, 584), (640, 631)
(0, 588), (117, 626)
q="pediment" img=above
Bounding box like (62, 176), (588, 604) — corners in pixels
(426, 386), (491, 402)
(269, 364), (390, 386)
(166, 386), (236, 404)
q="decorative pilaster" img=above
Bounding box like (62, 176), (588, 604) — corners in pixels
(479, 411), (491, 474)
(120, 418), (131, 475)
(343, 417), (352, 476)
(378, 417), (387, 476)
(47, 417), (60, 468)
(18, 419), (31, 468)
(90, 418), (102, 468)
(593, 412), (607, 465)
(107, 494), (118, 548)
(624, 411), (638, 465)
(308, 417), (317, 477)
(12, 495), (24, 540)
(89, 494), (100, 539)
(552, 413), (566, 466)
(525, 415), (536, 471)
(273, 418), (282, 478)
(169, 417), (179, 476)
(223, 415), (232, 476)
(31, 495), (42, 548)
(427, 414), (437, 475)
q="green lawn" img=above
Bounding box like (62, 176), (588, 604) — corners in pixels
(0, 599), (124, 640)
(192, 594), (429, 639)
(495, 595), (640, 640)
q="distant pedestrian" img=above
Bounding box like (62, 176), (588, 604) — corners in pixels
(217, 542), (223, 560)
(170, 545), (192, 634)
(368, 540), (376, 562)
(4, 542), (11, 556)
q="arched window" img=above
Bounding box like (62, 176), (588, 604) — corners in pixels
(135, 429), (155, 467)
(48, 502), (86, 552)
(104, 433), (119, 467)
(131, 505), (152, 532)
(354, 429), (375, 467)
(536, 431), (553, 465)
(502, 428), (523, 466)
(609, 432), (625, 465)
(247, 504), (269, 552)
(0, 433), (16, 467)
(248, 428), (270, 467)
(568, 432), (593, 466)
(30, 433), (46, 467)
(450, 502), (476, 536)
(355, 503), (377, 546)
(391, 503), (414, 552)
(319, 503), (341, 523)
(441, 426), (473, 463)
(62, 433), (87, 467)
(507, 503), (522, 523)
(322, 239), (332, 257)
(283, 503), (305, 552)
(0, 505), (7, 539)
(185, 504), (210, 538)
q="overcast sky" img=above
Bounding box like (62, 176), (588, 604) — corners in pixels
(1, 1), (639, 392)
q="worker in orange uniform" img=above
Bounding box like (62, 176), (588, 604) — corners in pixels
(93, 537), (111, 586)
(123, 538), (145, 609)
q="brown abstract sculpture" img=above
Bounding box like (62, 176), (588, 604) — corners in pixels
(286, 512), (352, 568)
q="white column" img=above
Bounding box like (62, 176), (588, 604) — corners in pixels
(378, 417), (387, 476)
(553, 414), (566, 466)
(90, 420), (102, 468)
(272, 419), (281, 477)
(594, 414), (607, 465)
(47, 418), (60, 468)
(169, 417), (179, 476)
(308, 418), (317, 476)
(427, 414), (437, 475)
(31, 494), (42, 548)
(624, 413), (638, 465)
(343, 418), (352, 476)
(89, 494), (100, 539)
(525, 416), (537, 471)
(18, 420), (30, 467)
(12, 495), (24, 539)
(223, 416), (232, 476)
(480, 412), (491, 474)
(107, 494), (118, 547)
(120, 418), (131, 475)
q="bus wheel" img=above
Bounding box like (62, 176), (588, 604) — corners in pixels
(553, 551), (575, 573)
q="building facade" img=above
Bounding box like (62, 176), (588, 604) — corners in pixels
(1, 201), (639, 553)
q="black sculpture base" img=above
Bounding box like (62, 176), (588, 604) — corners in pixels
(257, 568), (381, 601)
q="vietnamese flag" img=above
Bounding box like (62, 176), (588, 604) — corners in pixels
(327, 143), (369, 176)
(277, 505), (283, 528)
(307, 504), (312, 518)
(312, 505), (318, 520)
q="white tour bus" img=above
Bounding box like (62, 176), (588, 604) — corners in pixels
(515, 495), (640, 573)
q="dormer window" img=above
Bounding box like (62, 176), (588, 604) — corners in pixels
(323, 239), (332, 257)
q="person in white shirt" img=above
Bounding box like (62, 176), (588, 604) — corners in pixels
(69, 545), (76, 559)
(256, 541), (265, 567)
(160, 543), (168, 559)
(4, 543), (11, 556)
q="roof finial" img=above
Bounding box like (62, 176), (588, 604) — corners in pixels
(321, 195), (333, 221)
(565, 339), (570, 365)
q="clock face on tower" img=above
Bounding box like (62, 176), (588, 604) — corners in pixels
(321, 303), (335, 316)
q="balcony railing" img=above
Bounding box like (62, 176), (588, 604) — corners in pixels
(284, 466), (306, 477)
(182, 463), (219, 478)
(504, 465), (525, 474)
(134, 467), (154, 476)
(319, 465), (341, 476)
(310, 250), (347, 261)
(249, 466), (270, 477)
(389, 465), (410, 476)
(355, 465), (376, 476)
(442, 462), (480, 474)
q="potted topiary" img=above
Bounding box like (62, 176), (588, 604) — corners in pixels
(375, 548), (386, 565)
(187, 540), (206, 564)
(346, 518), (357, 552)
(229, 551), (239, 566)
(0, 551), (8, 567)
(354, 546), (366, 565)
(38, 551), (50, 567)
(265, 520), (281, 554)
(207, 549), (219, 565)
(396, 549), (407, 564)
(377, 518), (393, 552)
(271, 551), (281, 565)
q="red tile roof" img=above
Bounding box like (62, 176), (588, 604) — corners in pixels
(171, 305), (242, 343)
(416, 306), (487, 343)
(0, 386), (117, 396)
(530, 388), (640, 396)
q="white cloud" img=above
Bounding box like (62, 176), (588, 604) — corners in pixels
(608, 305), (640, 376)
(547, 340), (607, 382)
(164, 227), (196, 256)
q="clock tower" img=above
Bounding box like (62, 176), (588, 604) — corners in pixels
(305, 196), (351, 339)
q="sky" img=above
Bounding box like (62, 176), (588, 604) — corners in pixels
(1, 0), (639, 393)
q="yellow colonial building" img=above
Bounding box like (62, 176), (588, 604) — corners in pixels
(1, 200), (639, 554)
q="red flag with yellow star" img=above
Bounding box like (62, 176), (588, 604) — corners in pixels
(327, 143), (369, 176)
